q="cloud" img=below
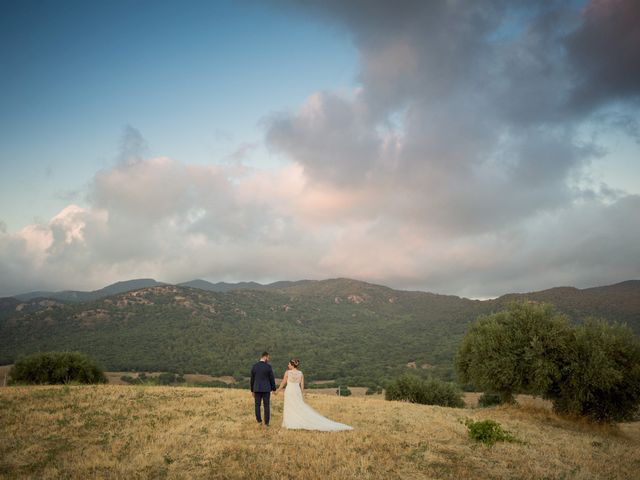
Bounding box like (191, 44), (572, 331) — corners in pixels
(1, 1), (638, 297)
(118, 125), (149, 166)
(565, 0), (640, 112)
(261, 0), (640, 287)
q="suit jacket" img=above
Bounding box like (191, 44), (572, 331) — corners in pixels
(251, 360), (276, 393)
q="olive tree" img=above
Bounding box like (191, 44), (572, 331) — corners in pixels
(456, 302), (570, 403)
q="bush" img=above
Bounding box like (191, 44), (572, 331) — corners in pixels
(120, 375), (141, 384)
(385, 374), (464, 408)
(9, 351), (107, 385)
(337, 385), (352, 396)
(365, 386), (383, 395)
(477, 392), (502, 408)
(464, 419), (515, 445)
(157, 372), (178, 385)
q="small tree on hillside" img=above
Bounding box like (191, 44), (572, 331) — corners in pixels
(455, 302), (571, 403)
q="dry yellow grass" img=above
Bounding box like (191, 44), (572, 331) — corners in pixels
(1, 384), (639, 479)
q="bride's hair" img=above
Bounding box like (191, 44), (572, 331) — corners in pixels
(289, 358), (300, 368)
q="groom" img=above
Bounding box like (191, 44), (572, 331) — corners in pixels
(250, 351), (277, 426)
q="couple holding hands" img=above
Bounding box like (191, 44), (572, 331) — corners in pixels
(250, 351), (352, 431)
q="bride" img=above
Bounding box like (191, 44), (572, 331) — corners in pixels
(277, 358), (353, 431)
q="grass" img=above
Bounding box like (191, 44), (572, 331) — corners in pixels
(0, 385), (639, 479)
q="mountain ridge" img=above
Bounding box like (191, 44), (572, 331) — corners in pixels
(1, 277), (638, 385)
(8, 276), (638, 304)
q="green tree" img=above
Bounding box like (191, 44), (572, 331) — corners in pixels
(457, 303), (640, 422)
(456, 302), (570, 403)
(548, 320), (640, 422)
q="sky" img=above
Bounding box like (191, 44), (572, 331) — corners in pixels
(0, 0), (639, 298)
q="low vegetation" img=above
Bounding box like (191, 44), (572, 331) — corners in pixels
(464, 419), (516, 445)
(1, 384), (638, 479)
(120, 372), (186, 385)
(457, 302), (640, 422)
(385, 374), (464, 408)
(8, 351), (107, 385)
(477, 392), (502, 408)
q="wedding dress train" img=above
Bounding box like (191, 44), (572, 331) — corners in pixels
(282, 369), (352, 431)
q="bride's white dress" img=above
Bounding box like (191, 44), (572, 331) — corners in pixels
(282, 369), (353, 431)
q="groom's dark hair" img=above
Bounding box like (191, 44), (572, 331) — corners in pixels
(261, 351), (269, 358)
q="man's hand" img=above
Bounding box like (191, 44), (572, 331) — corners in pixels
(251, 392), (255, 398)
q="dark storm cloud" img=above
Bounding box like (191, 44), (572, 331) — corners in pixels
(265, 0), (610, 233)
(565, 0), (640, 113)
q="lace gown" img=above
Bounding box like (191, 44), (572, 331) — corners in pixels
(282, 369), (353, 431)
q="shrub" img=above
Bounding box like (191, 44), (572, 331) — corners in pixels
(464, 419), (515, 445)
(9, 351), (107, 385)
(120, 375), (142, 384)
(337, 385), (352, 396)
(385, 374), (464, 408)
(477, 392), (502, 408)
(365, 386), (383, 395)
(157, 372), (177, 385)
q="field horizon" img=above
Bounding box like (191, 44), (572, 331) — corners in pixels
(1, 384), (639, 479)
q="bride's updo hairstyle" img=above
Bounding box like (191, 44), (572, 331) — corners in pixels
(289, 358), (300, 368)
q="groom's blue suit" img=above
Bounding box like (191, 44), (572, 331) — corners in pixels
(251, 360), (276, 425)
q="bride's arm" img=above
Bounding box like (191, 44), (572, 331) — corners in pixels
(300, 373), (304, 394)
(277, 371), (288, 392)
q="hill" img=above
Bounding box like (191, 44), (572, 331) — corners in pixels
(13, 278), (166, 303)
(0, 280), (489, 384)
(1, 278), (638, 385)
(178, 279), (265, 292)
(0, 384), (638, 479)
(493, 280), (640, 326)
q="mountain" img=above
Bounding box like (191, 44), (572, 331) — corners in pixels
(492, 280), (640, 326)
(93, 279), (167, 297)
(10, 278), (310, 301)
(13, 279), (166, 303)
(177, 279), (316, 292)
(177, 279), (264, 292)
(1, 278), (638, 386)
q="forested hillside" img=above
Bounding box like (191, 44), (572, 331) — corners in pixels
(1, 278), (638, 386)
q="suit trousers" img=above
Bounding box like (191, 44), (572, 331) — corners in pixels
(254, 391), (271, 425)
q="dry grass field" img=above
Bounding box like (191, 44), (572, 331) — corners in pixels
(1, 384), (639, 480)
